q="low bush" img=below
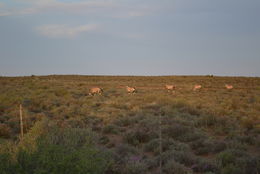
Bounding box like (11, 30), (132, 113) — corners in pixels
(217, 149), (259, 174)
(191, 158), (218, 173)
(102, 124), (119, 134)
(225, 139), (247, 151)
(113, 144), (139, 162)
(0, 153), (15, 174)
(0, 119), (112, 174)
(144, 138), (190, 155)
(0, 124), (11, 138)
(162, 124), (190, 139)
(163, 159), (191, 174)
(6, 116), (20, 134)
(196, 115), (218, 127)
(122, 160), (148, 174)
(159, 148), (196, 168)
(124, 129), (157, 146)
(143, 139), (159, 153)
(53, 88), (69, 97)
(240, 117), (255, 131)
(192, 139), (214, 155)
(178, 131), (205, 142)
(144, 138), (175, 154)
(173, 150), (197, 166)
(114, 117), (134, 127)
(145, 157), (158, 170)
(212, 140), (227, 153)
(99, 135), (110, 145)
(227, 133), (256, 146)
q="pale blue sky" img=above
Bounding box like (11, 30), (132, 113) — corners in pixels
(0, 0), (259, 76)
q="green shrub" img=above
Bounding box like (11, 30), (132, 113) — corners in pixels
(178, 104), (201, 116)
(124, 132), (140, 146)
(16, 142), (110, 174)
(212, 140), (227, 153)
(159, 149), (196, 168)
(102, 124), (119, 134)
(143, 139), (159, 153)
(6, 116), (20, 134)
(114, 116), (136, 127)
(196, 115), (218, 127)
(53, 88), (69, 97)
(145, 157), (158, 170)
(191, 158), (218, 173)
(220, 164), (241, 174)
(217, 150), (237, 168)
(0, 153), (15, 174)
(144, 138), (190, 155)
(0, 119), (112, 174)
(168, 141), (190, 151)
(122, 161), (148, 174)
(192, 139), (214, 155)
(99, 135), (110, 145)
(178, 131), (205, 142)
(162, 124), (190, 139)
(241, 117), (255, 131)
(0, 124), (11, 138)
(173, 150), (196, 166)
(237, 135), (255, 145)
(226, 139), (247, 151)
(217, 149), (259, 174)
(163, 159), (191, 174)
(124, 129), (157, 146)
(114, 144), (139, 159)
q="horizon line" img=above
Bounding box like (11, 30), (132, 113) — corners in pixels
(1, 74), (259, 78)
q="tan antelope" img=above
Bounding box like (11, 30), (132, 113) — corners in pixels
(193, 84), (202, 91)
(126, 86), (136, 93)
(165, 85), (176, 92)
(89, 87), (103, 95)
(225, 84), (233, 90)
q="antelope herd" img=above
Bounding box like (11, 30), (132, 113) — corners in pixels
(89, 84), (234, 95)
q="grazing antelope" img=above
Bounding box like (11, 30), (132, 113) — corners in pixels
(89, 87), (103, 95)
(193, 85), (202, 91)
(165, 85), (176, 91)
(126, 86), (136, 93)
(225, 84), (233, 90)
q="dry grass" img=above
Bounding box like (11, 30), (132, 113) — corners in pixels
(0, 75), (259, 173)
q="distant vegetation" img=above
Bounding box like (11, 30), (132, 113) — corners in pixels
(0, 75), (259, 174)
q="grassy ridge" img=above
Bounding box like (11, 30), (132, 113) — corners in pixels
(0, 75), (259, 174)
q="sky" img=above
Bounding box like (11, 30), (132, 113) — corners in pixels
(0, 0), (259, 76)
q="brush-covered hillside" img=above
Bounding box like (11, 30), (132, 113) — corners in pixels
(0, 75), (259, 174)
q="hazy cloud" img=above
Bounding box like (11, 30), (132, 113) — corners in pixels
(112, 8), (153, 18)
(0, 7), (40, 16)
(0, 0), (154, 18)
(0, 0), (116, 16)
(128, 11), (148, 17)
(36, 24), (99, 38)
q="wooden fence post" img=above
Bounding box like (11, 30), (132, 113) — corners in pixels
(159, 114), (162, 174)
(19, 104), (24, 140)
